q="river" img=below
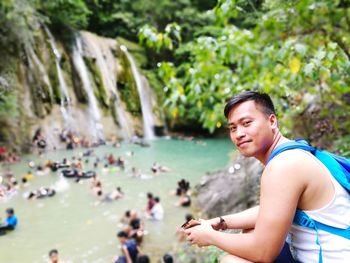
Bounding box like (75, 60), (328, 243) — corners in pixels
(0, 138), (233, 262)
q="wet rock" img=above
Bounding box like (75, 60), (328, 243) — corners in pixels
(195, 155), (263, 218)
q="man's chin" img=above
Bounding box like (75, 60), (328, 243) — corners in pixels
(237, 150), (254, 157)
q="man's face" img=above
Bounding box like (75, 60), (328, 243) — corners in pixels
(49, 253), (58, 263)
(228, 100), (276, 158)
(118, 236), (126, 244)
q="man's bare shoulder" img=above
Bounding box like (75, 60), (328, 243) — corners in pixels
(263, 149), (315, 185)
(266, 149), (316, 171)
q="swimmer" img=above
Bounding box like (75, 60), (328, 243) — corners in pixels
(0, 208), (18, 233)
(103, 187), (124, 202)
(48, 249), (64, 263)
(150, 197), (164, 221)
(114, 231), (140, 263)
(144, 192), (155, 217)
(175, 189), (191, 207)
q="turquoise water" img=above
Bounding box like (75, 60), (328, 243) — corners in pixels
(0, 138), (233, 262)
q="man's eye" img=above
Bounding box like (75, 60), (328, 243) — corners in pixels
(230, 127), (236, 132)
(243, 121), (252, 126)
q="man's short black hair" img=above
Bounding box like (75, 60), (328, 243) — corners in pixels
(136, 255), (150, 263)
(49, 249), (58, 257)
(185, 213), (194, 222)
(6, 208), (14, 214)
(224, 91), (276, 118)
(163, 253), (174, 263)
(117, 230), (128, 238)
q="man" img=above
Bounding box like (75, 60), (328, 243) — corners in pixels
(125, 211), (144, 244)
(0, 207), (18, 233)
(48, 249), (64, 263)
(150, 197), (164, 221)
(185, 91), (350, 262)
(144, 192), (155, 217)
(114, 231), (140, 263)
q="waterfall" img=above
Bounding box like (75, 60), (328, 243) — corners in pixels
(71, 36), (104, 142)
(43, 26), (75, 131)
(43, 26), (70, 102)
(26, 47), (54, 102)
(120, 45), (155, 140)
(81, 32), (133, 139)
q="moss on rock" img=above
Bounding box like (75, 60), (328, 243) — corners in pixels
(83, 56), (108, 108)
(117, 46), (142, 116)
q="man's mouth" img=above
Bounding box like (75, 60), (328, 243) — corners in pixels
(237, 141), (251, 147)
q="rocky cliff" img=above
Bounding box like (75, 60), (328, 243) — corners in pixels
(0, 25), (164, 153)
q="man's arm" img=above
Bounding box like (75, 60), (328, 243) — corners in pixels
(207, 205), (259, 230)
(121, 245), (133, 263)
(186, 154), (305, 262)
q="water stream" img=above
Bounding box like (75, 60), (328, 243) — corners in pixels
(71, 36), (104, 142)
(0, 138), (233, 262)
(121, 46), (155, 140)
(81, 33), (133, 139)
(43, 26), (70, 102)
(43, 26), (75, 132)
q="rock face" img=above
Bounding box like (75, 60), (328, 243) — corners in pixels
(195, 155), (264, 218)
(0, 26), (164, 152)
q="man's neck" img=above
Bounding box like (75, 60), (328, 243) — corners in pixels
(258, 132), (289, 165)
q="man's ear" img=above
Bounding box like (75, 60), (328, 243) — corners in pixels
(269, 114), (278, 129)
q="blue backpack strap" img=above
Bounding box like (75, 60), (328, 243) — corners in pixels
(266, 139), (315, 165)
(267, 140), (350, 194)
(315, 150), (350, 195)
(293, 210), (323, 263)
(269, 139), (350, 263)
(294, 210), (350, 240)
(294, 210), (350, 263)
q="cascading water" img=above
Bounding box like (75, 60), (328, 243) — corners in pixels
(120, 45), (155, 140)
(43, 26), (75, 132)
(71, 36), (104, 142)
(26, 47), (54, 102)
(43, 26), (69, 101)
(81, 32), (133, 139)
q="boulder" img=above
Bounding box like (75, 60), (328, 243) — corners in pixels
(194, 155), (263, 218)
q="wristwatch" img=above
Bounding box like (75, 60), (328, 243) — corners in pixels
(218, 216), (227, 231)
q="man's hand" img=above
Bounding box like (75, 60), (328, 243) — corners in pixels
(184, 219), (215, 247)
(206, 217), (223, 231)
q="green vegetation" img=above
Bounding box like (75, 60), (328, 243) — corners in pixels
(117, 50), (142, 116)
(0, 0), (349, 154)
(83, 57), (109, 108)
(139, 0), (350, 154)
(35, 0), (91, 29)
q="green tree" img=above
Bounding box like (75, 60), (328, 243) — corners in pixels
(35, 0), (91, 29)
(140, 0), (350, 153)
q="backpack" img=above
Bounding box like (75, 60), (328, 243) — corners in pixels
(267, 139), (350, 263)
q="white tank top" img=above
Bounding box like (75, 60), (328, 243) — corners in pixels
(287, 151), (350, 262)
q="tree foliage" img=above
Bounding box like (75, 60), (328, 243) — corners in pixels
(35, 0), (91, 29)
(0, 0), (41, 53)
(139, 0), (350, 154)
(84, 0), (216, 42)
(1, 0), (349, 154)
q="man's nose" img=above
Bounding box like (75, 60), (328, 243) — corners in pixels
(235, 126), (246, 139)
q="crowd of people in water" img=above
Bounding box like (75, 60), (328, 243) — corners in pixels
(0, 128), (198, 262)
